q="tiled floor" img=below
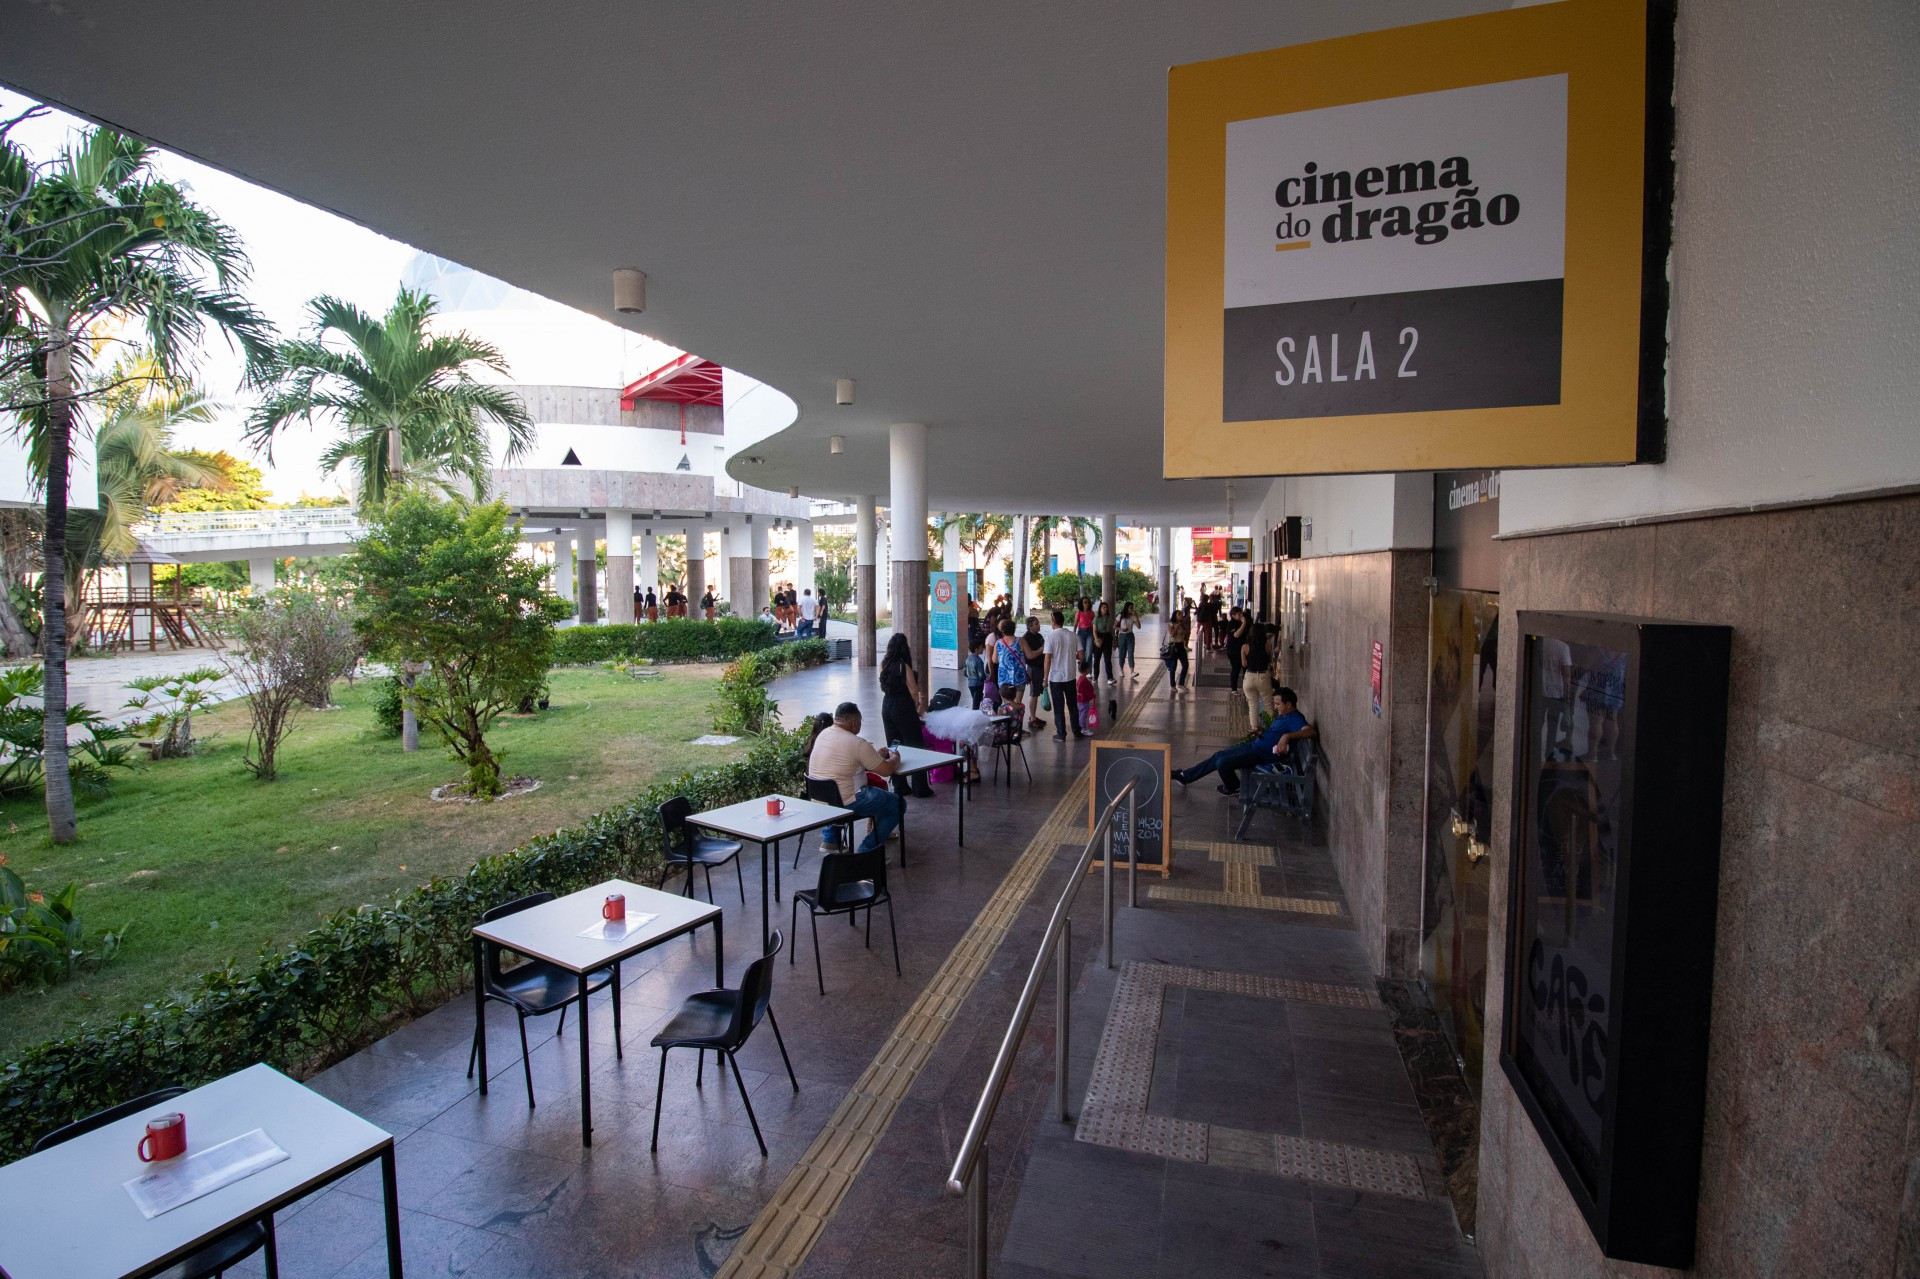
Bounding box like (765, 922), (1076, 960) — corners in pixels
(219, 636), (1478, 1279)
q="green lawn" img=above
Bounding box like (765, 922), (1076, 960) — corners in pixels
(0, 663), (745, 1061)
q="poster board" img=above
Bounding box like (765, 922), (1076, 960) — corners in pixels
(1090, 741), (1173, 878)
(929, 570), (963, 671)
(1165, 0), (1674, 477)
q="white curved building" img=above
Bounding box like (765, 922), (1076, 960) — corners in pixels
(405, 254), (815, 622)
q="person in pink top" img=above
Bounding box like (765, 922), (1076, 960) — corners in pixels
(1074, 596), (1095, 666)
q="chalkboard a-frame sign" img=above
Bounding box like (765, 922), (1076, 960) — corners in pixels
(1090, 741), (1173, 878)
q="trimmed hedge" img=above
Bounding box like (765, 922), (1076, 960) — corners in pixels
(549, 618), (777, 665)
(0, 726), (809, 1162)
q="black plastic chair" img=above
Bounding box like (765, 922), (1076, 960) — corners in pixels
(650, 931), (798, 1157)
(658, 795), (746, 903)
(989, 714), (1033, 785)
(466, 892), (620, 1108)
(35, 1087), (279, 1279)
(790, 846), (899, 995)
(793, 775), (859, 866)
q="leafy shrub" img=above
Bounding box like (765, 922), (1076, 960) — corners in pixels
(712, 639), (829, 734)
(371, 671), (446, 737)
(0, 861), (125, 996)
(0, 726), (810, 1162)
(0, 665), (132, 799)
(122, 666), (224, 758)
(1038, 571), (1098, 608)
(550, 618), (777, 665)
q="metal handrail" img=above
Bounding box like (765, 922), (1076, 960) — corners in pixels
(946, 778), (1139, 1277)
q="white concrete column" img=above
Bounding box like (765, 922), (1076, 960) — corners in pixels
(1100, 513), (1118, 611)
(888, 422), (930, 678)
(856, 493), (877, 667)
(248, 555), (276, 594)
(749, 516), (770, 613)
(797, 520), (815, 594)
(1011, 514), (1030, 615)
(605, 509), (635, 624)
(1158, 526), (1173, 614)
(553, 534), (575, 609)
(639, 527), (658, 596)
(725, 523), (751, 614)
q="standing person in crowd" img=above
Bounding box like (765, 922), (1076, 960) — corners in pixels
(1172, 687), (1316, 794)
(1116, 602), (1139, 675)
(1211, 589), (1229, 649)
(645, 586), (659, 621)
(879, 633), (936, 797)
(1196, 591), (1218, 654)
(965, 637), (987, 708)
(1164, 607), (1192, 691)
(701, 586), (717, 620)
(1092, 600), (1116, 681)
(994, 617), (1028, 721)
(1044, 610), (1086, 740)
(634, 583), (646, 617)
(1226, 606), (1247, 692)
(807, 703), (903, 852)
(1022, 615), (1049, 731)
(1241, 621), (1275, 723)
(1074, 596), (1095, 666)
(1075, 659), (1097, 733)
(798, 588), (818, 638)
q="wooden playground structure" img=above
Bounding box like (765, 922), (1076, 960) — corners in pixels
(84, 582), (225, 653)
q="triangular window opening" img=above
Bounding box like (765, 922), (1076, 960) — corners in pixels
(675, 454), (691, 472)
(560, 448), (582, 466)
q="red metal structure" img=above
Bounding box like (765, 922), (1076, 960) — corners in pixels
(620, 354), (724, 444)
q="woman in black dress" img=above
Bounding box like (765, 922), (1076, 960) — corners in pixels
(879, 633), (936, 797)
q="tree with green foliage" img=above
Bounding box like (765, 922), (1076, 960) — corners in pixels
(245, 288), (535, 507)
(152, 449), (270, 511)
(350, 496), (569, 798)
(1, 122), (273, 843)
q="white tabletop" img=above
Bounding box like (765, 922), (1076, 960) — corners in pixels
(689, 795), (850, 842)
(888, 745), (966, 775)
(0, 1063), (391, 1279)
(471, 879), (718, 975)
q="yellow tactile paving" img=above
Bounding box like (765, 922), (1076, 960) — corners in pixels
(717, 669), (1165, 1279)
(1148, 885), (1345, 915)
(1175, 840), (1277, 866)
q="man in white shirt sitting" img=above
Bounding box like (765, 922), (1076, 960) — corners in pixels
(807, 702), (903, 852)
(1043, 609), (1086, 741)
(798, 589), (819, 639)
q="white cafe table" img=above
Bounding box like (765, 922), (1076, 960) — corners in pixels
(471, 879), (722, 1148)
(686, 796), (852, 951)
(0, 1062), (399, 1279)
(885, 744), (969, 858)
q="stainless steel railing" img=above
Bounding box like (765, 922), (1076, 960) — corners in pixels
(945, 779), (1139, 1278)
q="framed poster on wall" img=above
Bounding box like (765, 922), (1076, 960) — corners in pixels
(1499, 612), (1731, 1267)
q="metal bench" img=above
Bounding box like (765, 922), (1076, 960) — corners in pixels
(1235, 738), (1316, 839)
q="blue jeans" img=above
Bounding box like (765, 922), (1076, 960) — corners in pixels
(1178, 741), (1270, 790)
(1117, 632), (1136, 670)
(849, 784), (902, 852)
(1077, 627), (1094, 664)
(797, 617), (814, 638)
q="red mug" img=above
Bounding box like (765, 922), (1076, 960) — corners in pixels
(602, 893), (626, 921)
(766, 797), (786, 817)
(139, 1112), (187, 1162)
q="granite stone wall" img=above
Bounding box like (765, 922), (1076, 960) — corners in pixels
(1280, 549), (1430, 977)
(1478, 493), (1920, 1278)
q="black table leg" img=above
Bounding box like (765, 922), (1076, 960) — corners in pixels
(472, 938), (488, 1095)
(958, 766), (966, 846)
(899, 793), (909, 868)
(380, 1144), (403, 1277)
(759, 839), (771, 951)
(577, 972), (592, 1146)
(714, 912), (726, 985)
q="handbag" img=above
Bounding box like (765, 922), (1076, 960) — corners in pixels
(983, 678), (1000, 705)
(1040, 687), (1051, 711)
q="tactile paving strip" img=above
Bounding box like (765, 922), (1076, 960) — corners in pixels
(1174, 840), (1277, 866)
(1147, 885), (1345, 915)
(717, 671), (1166, 1279)
(1076, 962), (1425, 1198)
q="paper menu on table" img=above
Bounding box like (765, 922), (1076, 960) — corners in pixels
(578, 912), (658, 941)
(123, 1128), (289, 1219)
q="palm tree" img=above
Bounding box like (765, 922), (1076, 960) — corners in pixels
(1027, 515), (1101, 586)
(246, 289), (535, 506)
(1, 125), (272, 843)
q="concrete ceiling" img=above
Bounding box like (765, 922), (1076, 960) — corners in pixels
(1, 0), (1495, 523)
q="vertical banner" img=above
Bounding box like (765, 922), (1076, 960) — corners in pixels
(1371, 640), (1385, 717)
(929, 570), (964, 671)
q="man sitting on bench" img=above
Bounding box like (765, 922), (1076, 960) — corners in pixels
(1171, 687), (1317, 796)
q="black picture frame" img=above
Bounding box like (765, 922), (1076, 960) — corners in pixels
(1499, 611), (1730, 1268)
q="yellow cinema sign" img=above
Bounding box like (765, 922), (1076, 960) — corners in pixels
(1165, 0), (1672, 478)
